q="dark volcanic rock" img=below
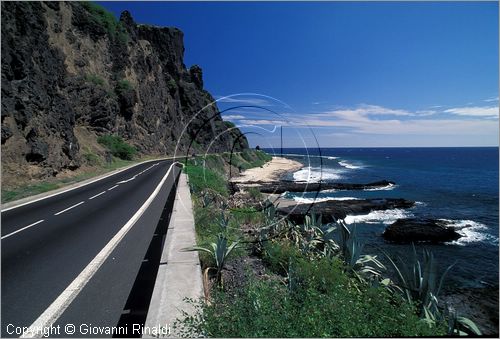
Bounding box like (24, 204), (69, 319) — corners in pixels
(239, 180), (395, 194)
(1, 2), (248, 184)
(442, 286), (499, 336)
(278, 198), (415, 224)
(383, 218), (463, 243)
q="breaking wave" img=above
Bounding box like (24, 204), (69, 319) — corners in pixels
(443, 219), (498, 246)
(292, 196), (360, 203)
(338, 160), (363, 169)
(293, 166), (343, 182)
(344, 209), (413, 225)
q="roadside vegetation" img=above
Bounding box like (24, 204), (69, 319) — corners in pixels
(1, 157), (134, 204)
(178, 150), (481, 337)
(97, 135), (137, 160)
(3, 135), (139, 203)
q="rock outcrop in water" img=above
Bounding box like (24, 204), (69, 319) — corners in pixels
(277, 198), (415, 224)
(1, 2), (248, 185)
(382, 218), (463, 243)
(236, 180), (395, 194)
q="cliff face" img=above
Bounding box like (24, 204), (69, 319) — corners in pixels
(1, 2), (248, 185)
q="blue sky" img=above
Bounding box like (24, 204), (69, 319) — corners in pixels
(100, 1), (498, 147)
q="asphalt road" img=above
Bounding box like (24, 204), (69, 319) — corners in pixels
(1, 159), (180, 337)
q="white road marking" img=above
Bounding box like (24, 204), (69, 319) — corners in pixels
(54, 201), (85, 216)
(116, 163), (160, 184)
(107, 185), (119, 191)
(117, 175), (137, 184)
(1, 219), (45, 240)
(88, 191), (106, 200)
(21, 162), (179, 338)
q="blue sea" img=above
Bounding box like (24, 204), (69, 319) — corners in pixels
(267, 147), (499, 289)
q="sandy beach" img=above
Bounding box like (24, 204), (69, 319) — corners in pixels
(230, 156), (303, 183)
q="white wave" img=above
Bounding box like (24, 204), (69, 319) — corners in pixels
(292, 166), (343, 182)
(442, 219), (498, 246)
(363, 183), (397, 191)
(344, 209), (413, 225)
(280, 153), (339, 161)
(338, 160), (363, 169)
(292, 196), (360, 203)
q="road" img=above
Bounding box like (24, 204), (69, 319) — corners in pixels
(1, 159), (181, 337)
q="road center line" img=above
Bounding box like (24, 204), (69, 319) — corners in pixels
(88, 191), (106, 200)
(21, 162), (179, 338)
(107, 185), (119, 191)
(54, 201), (85, 216)
(1, 219), (45, 240)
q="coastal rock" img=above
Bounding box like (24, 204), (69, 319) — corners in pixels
(382, 218), (463, 243)
(442, 286), (499, 336)
(278, 198), (414, 224)
(237, 179), (395, 194)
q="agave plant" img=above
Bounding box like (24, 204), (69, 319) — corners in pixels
(262, 199), (278, 223)
(336, 220), (385, 283)
(383, 244), (454, 316)
(184, 234), (240, 286)
(442, 305), (482, 336)
(218, 211), (230, 233)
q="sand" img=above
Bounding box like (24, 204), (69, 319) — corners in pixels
(230, 157), (303, 183)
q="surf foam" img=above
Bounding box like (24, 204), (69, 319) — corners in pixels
(442, 219), (498, 246)
(292, 196), (360, 203)
(338, 160), (363, 169)
(293, 166), (343, 182)
(344, 209), (413, 225)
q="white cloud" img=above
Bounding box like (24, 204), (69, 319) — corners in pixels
(237, 102), (499, 143)
(484, 96), (499, 102)
(239, 119), (289, 126)
(221, 114), (245, 120)
(444, 106), (499, 117)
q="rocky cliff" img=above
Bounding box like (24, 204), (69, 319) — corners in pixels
(1, 1), (248, 186)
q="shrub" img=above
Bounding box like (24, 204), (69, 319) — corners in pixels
(181, 265), (443, 337)
(85, 74), (106, 87)
(246, 187), (262, 200)
(224, 121), (236, 128)
(81, 1), (128, 42)
(97, 135), (136, 160)
(184, 163), (228, 197)
(115, 79), (133, 96)
(83, 152), (101, 166)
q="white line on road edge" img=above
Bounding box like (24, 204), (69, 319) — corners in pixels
(54, 201), (85, 216)
(1, 158), (172, 213)
(107, 185), (119, 191)
(88, 191), (106, 200)
(1, 220), (45, 240)
(117, 175), (137, 184)
(21, 162), (180, 338)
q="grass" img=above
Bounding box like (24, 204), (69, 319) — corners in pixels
(97, 135), (137, 160)
(188, 259), (443, 337)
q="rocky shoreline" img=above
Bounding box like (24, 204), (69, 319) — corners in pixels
(276, 198), (414, 224)
(230, 156), (498, 336)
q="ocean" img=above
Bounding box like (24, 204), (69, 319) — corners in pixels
(267, 147), (499, 289)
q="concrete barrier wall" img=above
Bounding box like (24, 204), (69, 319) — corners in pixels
(143, 173), (203, 338)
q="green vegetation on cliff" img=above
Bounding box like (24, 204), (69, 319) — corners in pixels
(97, 135), (137, 160)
